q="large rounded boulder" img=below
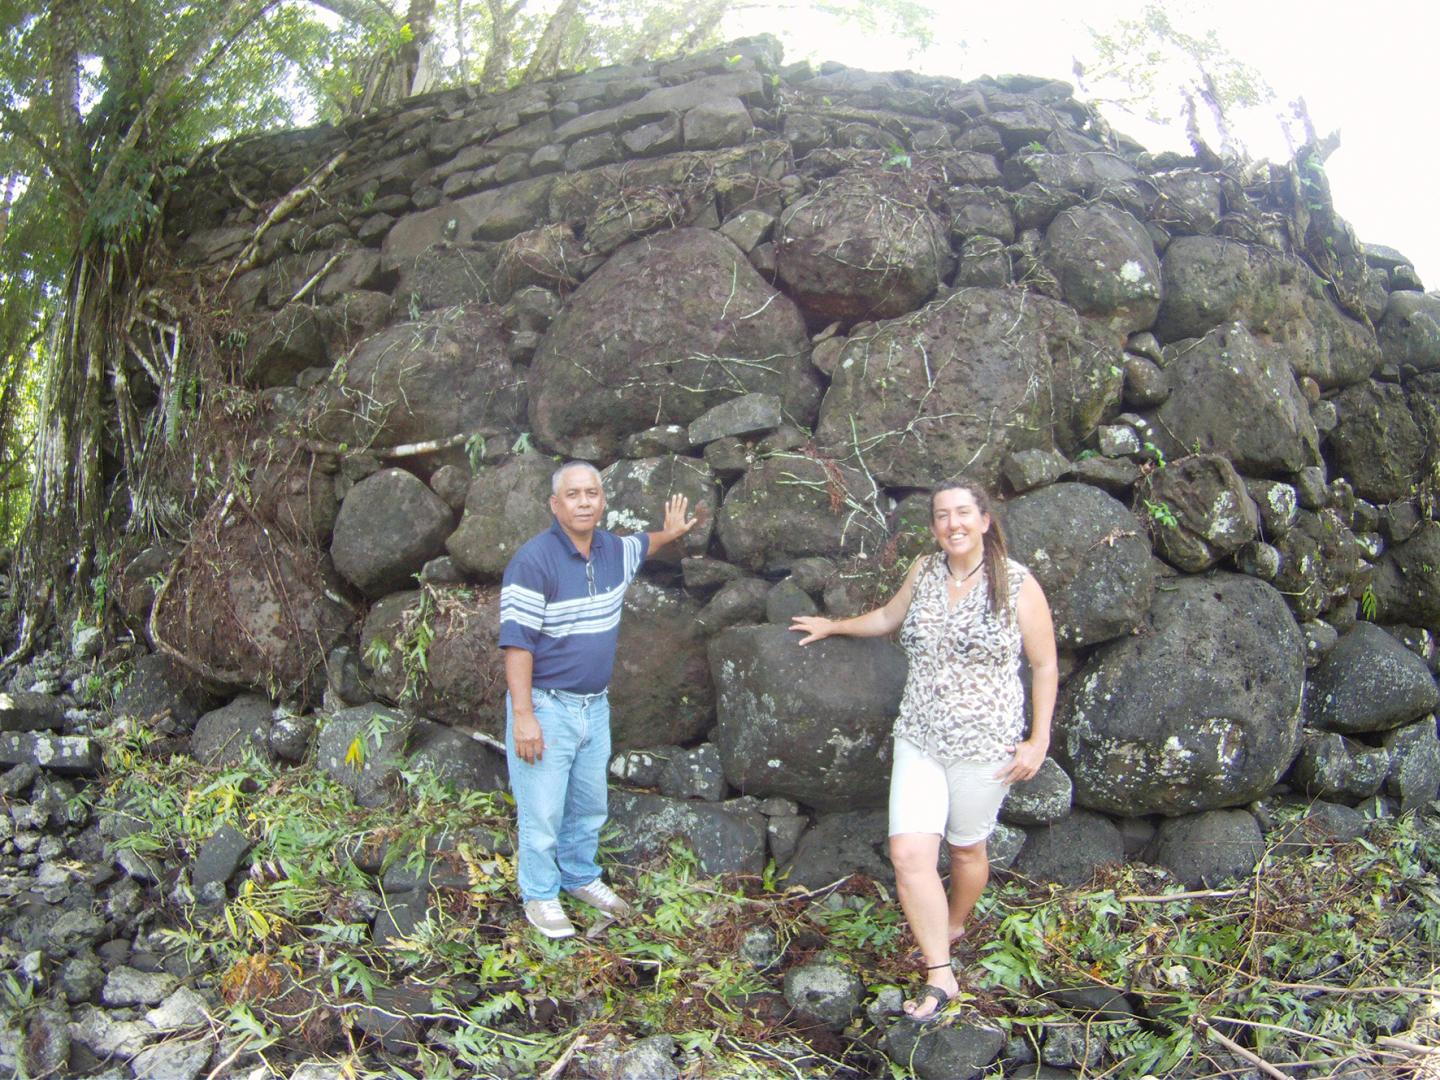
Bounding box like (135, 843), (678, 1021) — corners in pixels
(445, 453), (555, 580)
(1055, 573), (1305, 816)
(331, 469), (454, 597)
(815, 288), (1123, 489)
(774, 167), (953, 324)
(1000, 483), (1154, 648)
(306, 307), (524, 449)
(1041, 204), (1161, 337)
(1150, 323), (1319, 476)
(1306, 622), (1439, 735)
(716, 452), (886, 571)
(527, 228), (818, 459)
(709, 625), (907, 810)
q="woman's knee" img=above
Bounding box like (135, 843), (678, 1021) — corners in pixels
(889, 833), (941, 877)
(948, 839), (989, 867)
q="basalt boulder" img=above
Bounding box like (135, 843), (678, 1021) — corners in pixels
(709, 625), (907, 811)
(1000, 482), (1154, 648)
(526, 228), (818, 460)
(1136, 454), (1259, 573)
(1041, 204), (1161, 337)
(599, 456), (720, 563)
(1306, 622), (1439, 734)
(1055, 573), (1305, 816)
(610, 581), (714, 749)
(1328, 380), (1427, 504)
(445, 453), (555, 580)
(814, 288), (1123, 489)
(774, 167), (953, 325)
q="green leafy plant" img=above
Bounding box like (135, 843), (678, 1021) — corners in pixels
(1144, 498), (1179, 530)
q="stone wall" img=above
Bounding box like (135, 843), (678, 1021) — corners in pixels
(131, 34), (1440, 886)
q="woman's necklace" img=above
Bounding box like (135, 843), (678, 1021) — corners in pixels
(945, 556), (983, 585)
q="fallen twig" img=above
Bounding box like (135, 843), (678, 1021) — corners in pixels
(1193, 1015), (1290, 1080)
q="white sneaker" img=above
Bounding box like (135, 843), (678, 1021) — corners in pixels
(565, 878), (633, 919)
(523, 898), (575, 939)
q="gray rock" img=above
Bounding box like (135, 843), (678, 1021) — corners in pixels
(1096, 424), (1141, 457)
(658, 743), (727, 801)
(419, 555), (465, 586)
(316, 704), (412, 808)
(1012, 809), (1124, 886)
(406, 719), (507, 792)
(614, 1034), (680, 1080)
(1301, 801), (1368, 843)
(1153, 808), (1265, 887)
(1041, 1022), (1104, 1069)
(193, 824), (250, 894)
(1292, 731), (1390, 803)
(47, 911), (107, 954)
(1001, 759), (1073, 826)
(687, 392), (783, 446)
(882, 1016), (1006, 1080)
(269, 710), (317, 761)
(528, 228), (816, 460)
(445, 453), (555, 580)
(144, 986), (210, 1031)
(683, 97), (752, 148)
(609, 746), (680, 788)
(331, 468), (454, 597)
(718, 209), (775, 253)
(1122, 352), (1169, 407)
(782, 957), (864, 1028)
(0, 691), (66, 732)
(1381, 719), (1440, 813)
(697, 577), (771, 634)
(989, 822), (1026, 870)
(58, 954), (105, 1003)
(371, 886), (429, 946)
(102, 965), (178, 1007)
(68, 1004), (153, 1058)
(816, 288), (1122, 489)
(609, 790), (765, 875)
(1137, 454), (1259, 572)
(190, 694), (275, 768)
(612, 581), (714, 749)
(1151, 323), (1320, 475)
(739, 925), (782, 970)
(1057, 574), (1304, 815)
(784, 809), (892, 889)
(1272, 508), (1365, 622)
(1002, 483), (1154, 648)
(765, 579), (818, 623)
(1372, 521), (1440, 627)
(0, 762), (38, 798)
(1307, 623), (1439, 734)
(710, 625), (906, 809)
(619, 423), (690, 458)
(680, 556), (747, 592)
(776, 167), (952, 324)
(1234, 541), (1281, 580)
(766, 813), (807, 865)
(1377, 289), (1440, 371)
(129, 1039), (211, 1080)
(717, 452), (883, 571)
(1002, 449), (1071, 493)
(1042, 204), (1161, 336)
(1329, 380), (1427, 504)
(600, 455), (719, 562)
(0, 732), (100, 774)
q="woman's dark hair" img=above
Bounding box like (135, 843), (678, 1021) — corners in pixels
(930, 479), (1011, 619)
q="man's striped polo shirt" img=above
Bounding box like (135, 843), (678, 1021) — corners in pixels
(498, 520), (649, 694)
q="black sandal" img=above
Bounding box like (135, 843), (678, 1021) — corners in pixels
(903, 963), (952, 1023)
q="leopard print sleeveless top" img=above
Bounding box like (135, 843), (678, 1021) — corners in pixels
(892, 552), (1029, 763)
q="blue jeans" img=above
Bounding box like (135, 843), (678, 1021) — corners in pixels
(505, 688), (611, 901)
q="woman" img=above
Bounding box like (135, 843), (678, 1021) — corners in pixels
(791, 480), (1057, 1022)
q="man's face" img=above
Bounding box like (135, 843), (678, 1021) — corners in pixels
(550, 467), (606, 539)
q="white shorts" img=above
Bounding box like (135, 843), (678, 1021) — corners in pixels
(888, 736), (1012, 847)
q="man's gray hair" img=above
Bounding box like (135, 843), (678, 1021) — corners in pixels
(551, 461), (603, 495)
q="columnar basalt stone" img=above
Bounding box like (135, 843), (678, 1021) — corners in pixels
(709, 625), (906, 810)
(814, 288), (1123, 489)
(1001, 483), (1154, 648)
(527, 228), (817, 459)
(444, 453), (555, 580)
(1056, 574), (1305, 816)
(774, 167), (953, 324)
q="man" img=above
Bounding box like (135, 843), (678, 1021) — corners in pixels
(499, 461), (695, 938)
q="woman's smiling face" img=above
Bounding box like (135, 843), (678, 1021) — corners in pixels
(930, 486), (990, 561)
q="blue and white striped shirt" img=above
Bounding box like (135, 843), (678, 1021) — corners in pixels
(498, 521), (649, 693)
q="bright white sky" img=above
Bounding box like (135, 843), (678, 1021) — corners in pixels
(728, 0), (1440, 287)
